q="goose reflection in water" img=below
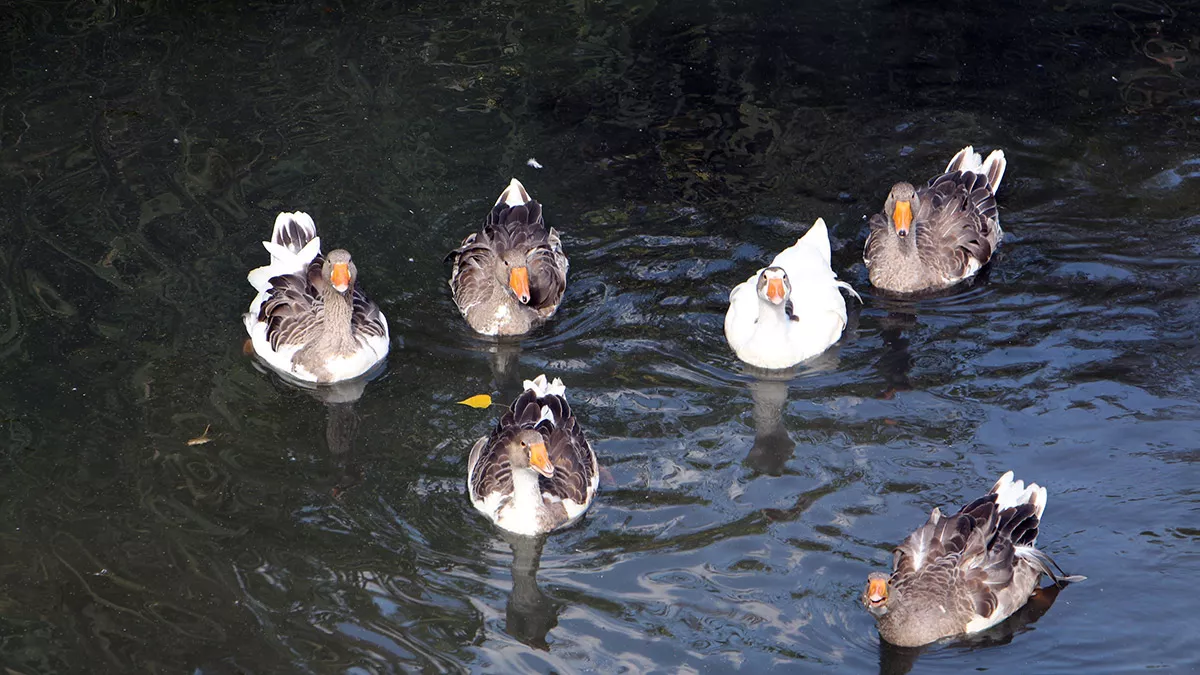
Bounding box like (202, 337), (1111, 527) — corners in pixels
(485, 337), (527, 402)
(324, 401), (363, 499)
(249, 358), (383, 498)
(877, 584), (1066, 675)
(742, 348), (841, 476)
(874, 312), (916, 401)
(498, 531), (562, 650)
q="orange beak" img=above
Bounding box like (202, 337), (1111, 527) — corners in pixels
(528, 441), (553, 477)
(331, 262), (351, 292)
(766, 277), (786, 304)
(867, 578), (888, 605)
(509, 266), (531, 304)
(893, 200), (912, 238)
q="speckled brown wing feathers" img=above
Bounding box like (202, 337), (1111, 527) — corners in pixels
(448, 196), (567, 315)
(892, 490), (1044, 622)
(863, 212), (893, 268)
(258, 257), (385, 349)
(468, 386), (594, 504)
(486, 198), (568, 314)
(913, 170), (999, 281)
(468, 432), (510, 506)
(466, 389), (542, 503)
(258, 263), (323, 350)
(542, 409), (595, 505)
(350, 281), (388, 340)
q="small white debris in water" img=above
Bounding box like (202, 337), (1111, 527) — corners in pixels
(408, 258), (414, 262)
(526, 157), (543, 169)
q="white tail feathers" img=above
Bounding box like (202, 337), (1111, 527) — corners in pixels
(945, 145), (1007, 193)
(771, 218), (832, 275)
(523, 373), (566, 398)
(270, 212), (318, 256)
(803, 218), (832, 267)
(247, 211), (322, 291)
(990, 470), (1047, 520)
(495, 178), (531, 207)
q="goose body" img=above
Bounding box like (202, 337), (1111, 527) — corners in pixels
(724, 218), (861, 369)
(467, 375), (598, 537)
(243, 212), (389, 383)
(864, 146), (1007, 293)
(448, 179), (568, 336)
(863, 471), (1084, 647)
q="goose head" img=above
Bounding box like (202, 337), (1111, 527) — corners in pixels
(757, 266), (791, 306)
(862, 571), (895, 618)
(507, 429), (554, 478)
(323, 249), (357, 295)
(884, 182), (919, 240)
(496, 249), (532, 305)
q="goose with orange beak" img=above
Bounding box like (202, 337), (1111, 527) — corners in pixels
(864, 145), (1007, 294)
(724, 218), (860, 369)
(243, 212), (389, 383)
(467, 375), (599, 536)
(448, 178), (568, 336)
(863, 471), (1084, 647)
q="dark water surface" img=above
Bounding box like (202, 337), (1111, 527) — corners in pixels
(2, 1), (1199, 672)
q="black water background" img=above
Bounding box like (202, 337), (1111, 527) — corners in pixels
(1, 1), (1198, 673)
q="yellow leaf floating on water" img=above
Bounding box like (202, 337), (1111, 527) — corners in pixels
(186, 424), (212, 446)
(457, 394), (493, 409)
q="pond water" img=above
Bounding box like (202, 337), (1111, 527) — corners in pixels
(1, 1), (1198, 673)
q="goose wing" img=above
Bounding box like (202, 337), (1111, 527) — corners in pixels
(468, 430), (513, 505)
(448, 231), (501, 317)
(350, 283), (388, 341)
(468, 386), (545, 502)
(863, 212), (892, 268)
(913, 170), (1000, 281)
(486, 196), (567, 314)
(536, 394), (597, 508)
(257, 259), (326, 351)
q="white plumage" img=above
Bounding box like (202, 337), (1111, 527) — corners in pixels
(724, 218), (861, 369)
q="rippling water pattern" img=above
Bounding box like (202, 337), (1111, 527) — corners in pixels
(2, 1), (1199, 673)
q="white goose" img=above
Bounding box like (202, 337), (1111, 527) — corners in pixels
(724, 218), (860, 369)
(243, 212), (389, 384)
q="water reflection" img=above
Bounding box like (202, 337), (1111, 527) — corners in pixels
(325, 401), (363, 499)
(249, 359), (381, 497)
(874, 312), (916, 400)
(741, 350), (840, 475)
(499, 532), (562, 650)
(486, 338), (528, 400)
(744, 374), (793, 476)
(4, 0), (1200, 671)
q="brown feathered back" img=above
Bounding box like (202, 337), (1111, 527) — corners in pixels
(468, 384), (595, 507)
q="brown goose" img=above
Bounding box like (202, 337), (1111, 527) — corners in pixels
(864, 146), (1007, 293)
(447, 178), (568, 336)
(466, 375), (598, 536)
(863, 471), (1084, 647)
(243, 212), (389, 383)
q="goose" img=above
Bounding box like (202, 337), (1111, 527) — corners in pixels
(467, 375), (598, 536)
(864, 145), (1007, 293)
(863, 471), (1085, 647)
(243, 211), (389, 383)
(724, 218), (861, 369)
(447, 178), (568, 336)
